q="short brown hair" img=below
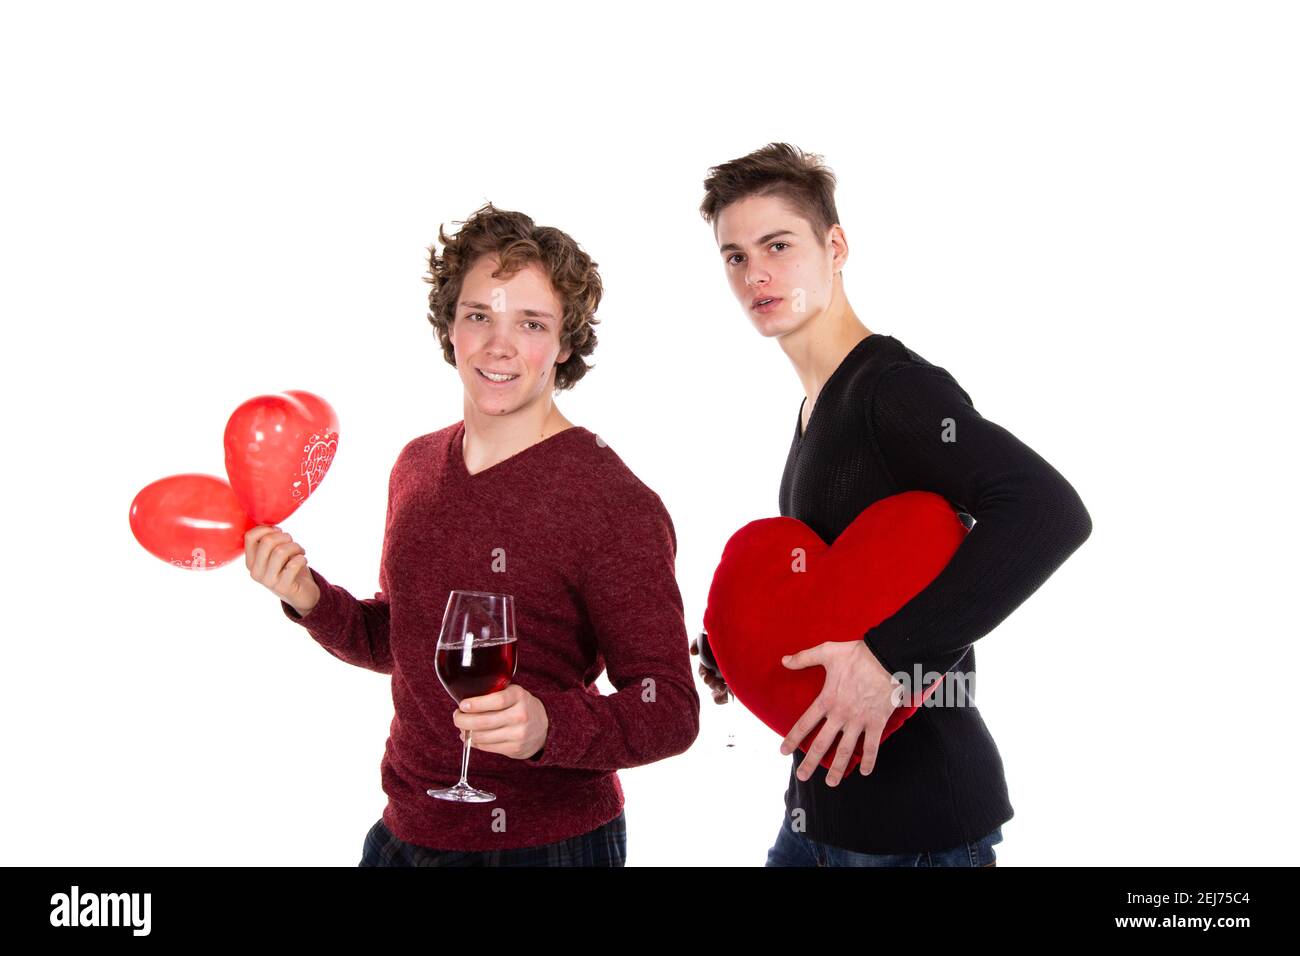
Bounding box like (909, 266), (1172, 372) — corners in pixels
(699, 142), (840, 239)
(424, 203), (601, 391)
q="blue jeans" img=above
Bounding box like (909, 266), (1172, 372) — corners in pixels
(765, 814), (1003, 867)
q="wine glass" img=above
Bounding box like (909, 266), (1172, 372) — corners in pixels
(427, 590), (518, 803)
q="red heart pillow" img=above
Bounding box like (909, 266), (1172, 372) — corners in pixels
(702, 491), (968, 773)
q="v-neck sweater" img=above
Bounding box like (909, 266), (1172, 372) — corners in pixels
(776, 332), (1093, 853)
(280, 420), (700, 852)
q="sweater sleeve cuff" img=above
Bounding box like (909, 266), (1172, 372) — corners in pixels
(864, 627), (972, 703)
(863, 626), (931, 698)
(524, 688), (588, 769)
(280, 567), (347, 646)
(862, 627), (903, 679)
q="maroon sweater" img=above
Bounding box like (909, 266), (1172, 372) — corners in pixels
(281, 421), (700, 851)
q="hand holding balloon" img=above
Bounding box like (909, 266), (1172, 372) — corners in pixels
(245, 525), (320, 617)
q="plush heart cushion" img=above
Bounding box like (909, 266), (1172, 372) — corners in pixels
(702, 491), (969, 772)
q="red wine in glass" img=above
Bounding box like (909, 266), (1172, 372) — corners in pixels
(428, 590), (518, 803)
(436, 638), (517, 704)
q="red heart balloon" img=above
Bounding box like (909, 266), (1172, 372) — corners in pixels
(129, 473), (255, 569)
(702, 491), (969, 772)
(224, 390), (339, 525)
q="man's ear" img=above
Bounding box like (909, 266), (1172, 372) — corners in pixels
(557, 346), (572, 365)
(829, 224), (849, 274)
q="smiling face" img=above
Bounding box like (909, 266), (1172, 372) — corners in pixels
(715, 193), (847, 339)
(448, 254), (573, 418)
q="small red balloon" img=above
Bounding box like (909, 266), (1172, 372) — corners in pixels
(129, 474), (254, 569)
(224, 390), (339, 525)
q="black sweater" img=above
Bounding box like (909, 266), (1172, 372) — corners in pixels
(766, 331), (1092, 853)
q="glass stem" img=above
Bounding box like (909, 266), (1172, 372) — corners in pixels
(458, 731), (473, 786)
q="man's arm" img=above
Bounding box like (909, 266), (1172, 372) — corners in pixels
(861, 362), (1093, 680)
(279, 462), (400, 676)
(281, 566), (393, 675)
(527, 495), (701, 772)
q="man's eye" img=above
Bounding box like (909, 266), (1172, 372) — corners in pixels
(726, 254), (744, 265)
(771, 242), (788, 252)
(524, 321), (543, 331)
(468, 312), (487, 321)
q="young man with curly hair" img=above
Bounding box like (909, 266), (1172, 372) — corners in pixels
(694, 144), (1092, 866)
(247, 203), (699, 866)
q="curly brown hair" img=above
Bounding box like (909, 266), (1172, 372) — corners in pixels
(699, 142), (840, 239)
(424, 203), (601, 391)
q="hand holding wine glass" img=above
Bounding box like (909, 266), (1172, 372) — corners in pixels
(691, 631), (730, 704)
(452, 684), (549, 760)
(692, 630), (741, 750)
(428, 590), (520, 803)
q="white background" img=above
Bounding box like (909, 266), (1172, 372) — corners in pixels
(1, 0), (1294, 866)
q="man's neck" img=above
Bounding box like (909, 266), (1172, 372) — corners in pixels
(778, 281), (873, 413)
(462, 398), (573, 472)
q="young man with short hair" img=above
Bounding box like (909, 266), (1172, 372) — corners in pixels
(695, 143), (1092, 866)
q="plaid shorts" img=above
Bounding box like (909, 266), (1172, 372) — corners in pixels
(358, 811), (627, 867)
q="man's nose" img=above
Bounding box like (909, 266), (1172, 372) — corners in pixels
(486, 325), (515, 353)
